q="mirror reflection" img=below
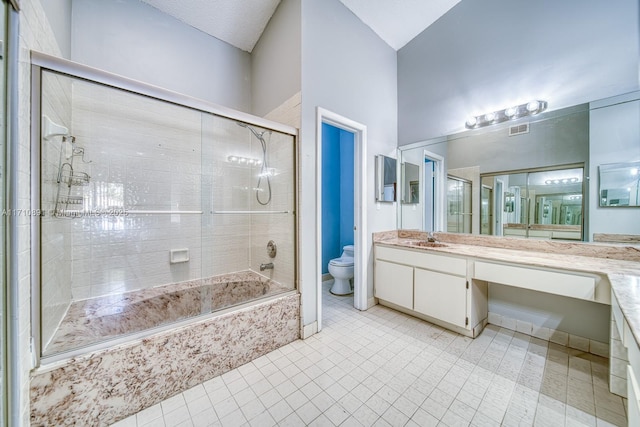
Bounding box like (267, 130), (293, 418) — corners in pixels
(402, 162), (419, 204)
(447, 176), (472, 233)
(599, 161), (640, 207)
(375, 155), (397, 202)
(480, 167), (584, 240)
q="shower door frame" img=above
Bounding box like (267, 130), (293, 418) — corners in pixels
(30, 51), (299, 366)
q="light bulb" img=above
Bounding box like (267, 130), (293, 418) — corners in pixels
(526, 101), (540, 112)
(505, 106), (518, 117)
(465, 117), (477, 127)
(484, 112), (496, 122)
(228, 156), (238, 162)
(631, 168), (638, 176)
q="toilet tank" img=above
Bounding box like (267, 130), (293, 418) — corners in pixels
(342, 245), (354, 258)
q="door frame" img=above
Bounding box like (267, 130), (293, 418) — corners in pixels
(316, 108), (367, 332)
(424, 150), (445, 232)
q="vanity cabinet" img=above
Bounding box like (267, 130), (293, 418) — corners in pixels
(374, 260), (413, 309)
(611, 289), (640, 424)
(374, 244), (487, 337)
(414, 268), (466, 328)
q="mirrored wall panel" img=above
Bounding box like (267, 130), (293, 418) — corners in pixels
(599, 161), (640, 207)
(375, 155), (397, 202)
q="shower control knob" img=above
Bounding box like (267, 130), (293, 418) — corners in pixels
(267, 240), (277, 258)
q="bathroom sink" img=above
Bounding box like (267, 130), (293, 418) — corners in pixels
(406, 240), (447, 248)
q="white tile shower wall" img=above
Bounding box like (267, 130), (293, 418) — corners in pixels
(202, 114), (253, 276)
(39, 72), (74, 348)
(250, 130), (296, 287)
(19, 0), (67, 423)
(202, 114), (296, 288)
(69, 81), (203, 298)
(263, 91), (301, 130)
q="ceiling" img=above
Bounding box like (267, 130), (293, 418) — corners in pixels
(140, 0), (461, 52)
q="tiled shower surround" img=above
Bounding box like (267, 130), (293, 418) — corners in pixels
(30, 292), (300, 426)
(39, 71), (296, 355)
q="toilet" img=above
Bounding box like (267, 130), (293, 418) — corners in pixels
(328, 245), (354, 295)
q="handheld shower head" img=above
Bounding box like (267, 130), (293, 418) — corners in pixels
(237, 121), (269, 140)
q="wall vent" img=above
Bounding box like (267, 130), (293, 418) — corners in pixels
(509, 123), (530, 136)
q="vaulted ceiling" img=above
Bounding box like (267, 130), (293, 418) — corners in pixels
(140, 0), (461, 52)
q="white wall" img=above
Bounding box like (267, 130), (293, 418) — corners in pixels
(398, 0), (639, 143)
(71, 0), (252, 113)
(251, 0), (301, 118)
(18, 0), (70, 423)
(589, 92), (640, 239)
(300, 0), (398, 326)
(39, 0), (72, 58)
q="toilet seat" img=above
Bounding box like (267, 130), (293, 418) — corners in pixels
(329, 257), (353, 267)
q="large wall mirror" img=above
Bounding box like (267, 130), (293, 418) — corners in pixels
(398, 92), (640, 241)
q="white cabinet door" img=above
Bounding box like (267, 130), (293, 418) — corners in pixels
(414, 268), (467, 328)
(375, 260), (414, 309)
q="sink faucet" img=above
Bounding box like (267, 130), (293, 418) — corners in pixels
(260, 262), (274, 271)
(427, 232), (437, 243)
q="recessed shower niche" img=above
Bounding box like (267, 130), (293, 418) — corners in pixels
(34, 63), (297, 360)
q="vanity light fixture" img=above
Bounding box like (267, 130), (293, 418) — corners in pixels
(227, 155), (262, 166)
(545, 177), (579, 185)
(465, 100), (548, 129)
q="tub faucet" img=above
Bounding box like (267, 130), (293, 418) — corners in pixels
(260, 262), (274, 271)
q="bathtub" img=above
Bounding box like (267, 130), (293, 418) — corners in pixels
(44, 270), (290, 356)
(31, 271), (299, 426)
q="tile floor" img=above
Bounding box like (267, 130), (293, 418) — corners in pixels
(112, 281), (627, 426)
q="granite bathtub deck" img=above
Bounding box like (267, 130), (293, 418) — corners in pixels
(45, 270), (292, 356)
(31, 291), (300, 426)
(374, 230), (640, 343)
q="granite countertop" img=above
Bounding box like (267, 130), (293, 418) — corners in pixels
(373, 230), (640, 345)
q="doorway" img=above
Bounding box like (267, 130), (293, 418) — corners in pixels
(316, 108), (367, 332)
(320, 122), (354, 290)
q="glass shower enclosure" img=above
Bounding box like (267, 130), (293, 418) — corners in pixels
(32, 53), (297, 361)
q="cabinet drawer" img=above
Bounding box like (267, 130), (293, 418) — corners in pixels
(376, 245), (466, 276)
(374, 260), (414, 309)
(414, 268), (467, 328)
(474, 261), (595, 301)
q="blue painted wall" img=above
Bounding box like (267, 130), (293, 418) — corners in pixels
(321, 123), (354, 274)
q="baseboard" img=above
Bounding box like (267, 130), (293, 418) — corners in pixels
(488, 311), (609, 357)
(302, 321), (318, 339)
(322, 273), (333, 282)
